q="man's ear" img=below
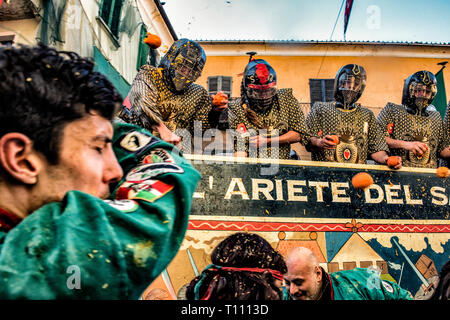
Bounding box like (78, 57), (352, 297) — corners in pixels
(315, 265), (323, 282)
(0, 133), (43, 185)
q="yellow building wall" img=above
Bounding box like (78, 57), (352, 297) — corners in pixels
(198, 55), (450, 115)
(0, 18), (38, 45)
(196, 43), (450, 159)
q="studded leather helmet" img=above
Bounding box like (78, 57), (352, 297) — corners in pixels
(402, 70), (437, 115)
(241, 59), (277, 112)
(334, 64), (367, 109)
(158, 38), (206, 93)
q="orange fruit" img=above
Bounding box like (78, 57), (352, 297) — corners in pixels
(212, 92), (228, 106)
(387, 156), (401, 167)
(328, 135), (339, 145)
(352, 172), (374, 189)
(436, 167), (450, 178)
(143, 33), (161, 49)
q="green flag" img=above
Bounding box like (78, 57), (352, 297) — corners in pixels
(432, 67), (447, 119)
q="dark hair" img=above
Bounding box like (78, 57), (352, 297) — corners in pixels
(0, 43), (122, 164)
(428, 260), (450, 300)
(186, 232), (287, 300)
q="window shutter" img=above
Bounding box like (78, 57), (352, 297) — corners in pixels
(309, 79), (335, 105)
(324, 79), (335, 101)
(110, 0), (123, 37)
(208, 77), (219, 93)
(137, 25), (148, 70)
(99, 0), (124, 38)
(208, 76), (232, 97)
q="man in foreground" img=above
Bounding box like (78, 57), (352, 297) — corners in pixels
(0, 43), (200, 299)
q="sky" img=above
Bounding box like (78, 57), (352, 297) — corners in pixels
(162, 0), (450, 43)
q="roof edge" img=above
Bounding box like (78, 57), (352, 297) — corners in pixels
(153, 0), (178, 41)
(195, 39), (450, 47)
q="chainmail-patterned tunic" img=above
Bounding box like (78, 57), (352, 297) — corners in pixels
(441, 103), (450, 167)
(227, 88), (311, 160)
(377, 102), (448, 168)
(306, 101), (388, 163)
(118, 65), (212, 151)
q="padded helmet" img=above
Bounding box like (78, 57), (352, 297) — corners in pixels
(402, 70), (437, 114)
(242, 59), (277, 112)
(158, 39), (206, 93)
(334, 64), (367, 109)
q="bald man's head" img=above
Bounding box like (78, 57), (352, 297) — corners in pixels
(284, 247), (323, 300)
(286, 247), (319, 270)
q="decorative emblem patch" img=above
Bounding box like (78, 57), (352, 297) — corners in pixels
(387, 123), (394, 135)
(126, 163), (184, 183)
(343, 148), (351, 160)
(237, 123), (247, 134)
(116, 180), (174, 203)
(104, 199), (139, 212)
(336, 142), (358, 163)
(141, 148), (175, 164)
(119, 131), (156, 153)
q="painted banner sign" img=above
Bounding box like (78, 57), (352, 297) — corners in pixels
(188, 156), (450, 220)
(143, 155), (450, 301)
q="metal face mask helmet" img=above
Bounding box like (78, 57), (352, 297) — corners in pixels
(334, 64), (367, 110)
(242, 59), (277, 112)
(159, 39), (206, 93)
(402, 70), (437, 115)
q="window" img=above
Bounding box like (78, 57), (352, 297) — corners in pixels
(99, 0), (124, 39)
(309, 79), (334, 106)
(207, 76), (232, 97)
(0, 34), (15, 46)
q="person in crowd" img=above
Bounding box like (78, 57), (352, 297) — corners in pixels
(185, 232), (287, 300)
(427, 259), (450, 300)
(284, 247), (413, 300)
(215, 58), (311, 160)
(306, 64), (401, 169)
(377, 70), (450, 168)
(119, 38), (222, 152)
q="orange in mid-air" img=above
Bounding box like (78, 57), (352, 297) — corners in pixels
(351, 172), (374, 189)
(143, 32), (161, 49)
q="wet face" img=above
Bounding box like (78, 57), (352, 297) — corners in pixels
(411, 82), (435, 109)
(171, 50), (203, 91)
(37, 113), (123, 203)
(338, 74), (363, 106)
(284, 263), (322, 300)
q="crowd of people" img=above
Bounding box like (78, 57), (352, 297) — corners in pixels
(0, 40), (448, 301)
(121, 38), (450, 169)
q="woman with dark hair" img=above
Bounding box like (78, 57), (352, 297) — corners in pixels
(186, 232), (287, 300)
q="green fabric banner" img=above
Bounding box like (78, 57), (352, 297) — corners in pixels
(93, 46), (130, 99)
(432, 67), (447, 119)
